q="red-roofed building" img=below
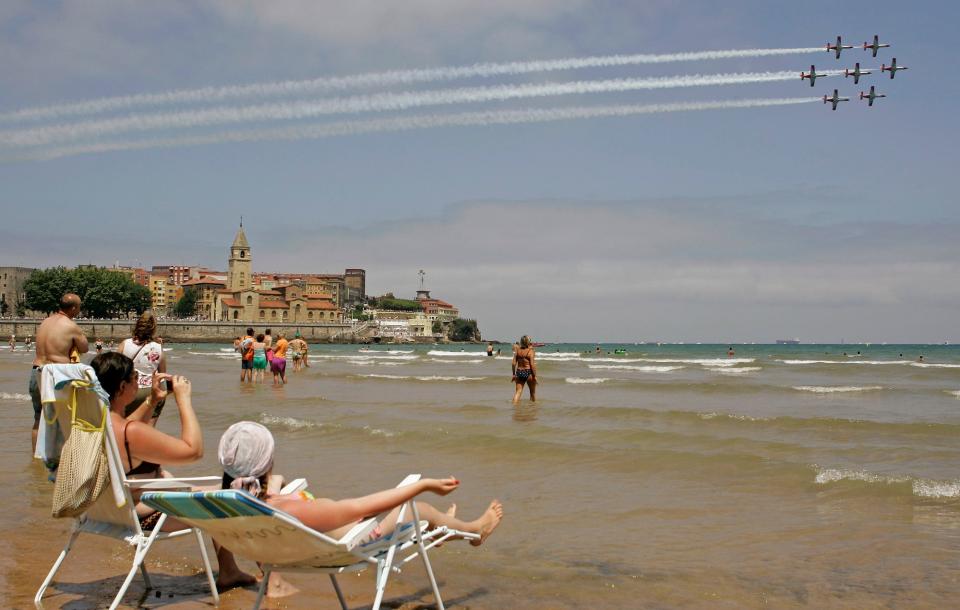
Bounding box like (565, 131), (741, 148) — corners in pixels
(213, 226), (346, 324)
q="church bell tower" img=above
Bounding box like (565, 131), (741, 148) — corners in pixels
(228, 220), (251, 292)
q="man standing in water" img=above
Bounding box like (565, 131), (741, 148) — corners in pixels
(30, 293), (88, 450)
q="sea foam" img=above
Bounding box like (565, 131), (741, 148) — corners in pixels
(0, 392), (30, 401)
(587, 364), (683, 372)
(793, 385), (884, 393)
(565, 377), (610, 384)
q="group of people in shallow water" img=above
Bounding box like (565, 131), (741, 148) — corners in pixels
(25, 293), (503, 599)
(233, 327), (310, 385)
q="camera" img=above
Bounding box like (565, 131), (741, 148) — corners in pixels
(165, 378), (175, 392)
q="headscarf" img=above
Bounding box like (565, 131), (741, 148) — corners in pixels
(218, 421), (275, 496)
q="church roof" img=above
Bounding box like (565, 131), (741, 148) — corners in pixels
(231, 226), (250, 249)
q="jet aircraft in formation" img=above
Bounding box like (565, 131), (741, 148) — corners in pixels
(826, 36), (854, 59)
(860, 86), (886, 107)
(800, 65), (828, 87)
(822, 89), (849, 111)
(863, 35), (890, 58)
(880, 58), (908, 79)
(812, 35), (905, 110)
(844, 63), (871, 85)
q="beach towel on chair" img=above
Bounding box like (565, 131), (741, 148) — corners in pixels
(51, 381), (111, 518)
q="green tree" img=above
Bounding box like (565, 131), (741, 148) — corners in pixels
(173, 288), (198, 318)
(23, 266), (154, 317)
(448, 319), (480, 342)
(431, 320), (443, 335)
(23, 267), (75, 314)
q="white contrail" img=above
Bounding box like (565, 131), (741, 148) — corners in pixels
(0, 71), (840, 147)
(5, 97), (821, 162)
(0, 47), (824, 123)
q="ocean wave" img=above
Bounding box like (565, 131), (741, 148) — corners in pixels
(0, 392), (30, 401)
(565, 377), (611, 384)
(815, 467), (960, 499)
(259, 414), (317, 429)
(913, 479), (960, 498)
(815, 467), (909, 485)
(315, 353), (418, 361)
(793, 385), (884, 393)
(587, 364), (683, 373)
(358, 374), (485, 382)
(427, 350), (487, 357)
(358, 349), (413, 354)
(346, 360), (403, 366)
(708, 367), (762, 375)
(218, 348), (236, 353)
(947, 390), (960, 399)
(779, 359), (907, 365)
(426, 358), (485, 364)
(362, 426), (396, 438)
(698, 411), (769, 422)
(911, 362), (960, 369)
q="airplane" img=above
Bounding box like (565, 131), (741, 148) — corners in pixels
(826, 36), (854, 59)
(800, 65), (828, 87)
(880, 57), (908, 79)
(844, 62), (872, 85)
(859, 85), (886, 107)
(863, 35), (890, 57)
(823, 89), (849, 111)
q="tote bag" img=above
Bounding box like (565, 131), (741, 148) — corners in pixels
(51, 385), (111, 518)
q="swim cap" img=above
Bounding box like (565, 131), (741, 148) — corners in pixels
(218, 421), (275, 495)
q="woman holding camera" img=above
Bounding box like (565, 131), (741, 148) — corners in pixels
(90, 351), (257, 590)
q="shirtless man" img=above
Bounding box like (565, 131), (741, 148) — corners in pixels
(30, 293), (89, 450)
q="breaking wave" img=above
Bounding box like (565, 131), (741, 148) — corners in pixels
(0, 392), (30, 401)
(565, 377), (611, 384)
(587, 364), (684, 372)
(793, 385), (884, 393)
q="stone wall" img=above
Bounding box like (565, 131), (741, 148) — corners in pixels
(0, 319), (369, 343)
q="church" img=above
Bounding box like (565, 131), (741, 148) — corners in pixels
(199, 225), (344, 324)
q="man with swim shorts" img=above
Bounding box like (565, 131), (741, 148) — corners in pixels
(30, 293), (88, 451)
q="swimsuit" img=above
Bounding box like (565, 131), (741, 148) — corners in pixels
(253, 347), (267, 370)
(123, 420), (162, 530)
(515, 369), (532, 382)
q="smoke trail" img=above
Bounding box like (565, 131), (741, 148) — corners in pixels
(5, 97), (820, 162)
(0, 71), (838, 147)
(0, 47), (824, 123)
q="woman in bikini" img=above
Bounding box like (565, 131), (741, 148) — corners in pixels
(90, 352), (256, 590)
(511, 335), (538, 404)
(218, 421), (504, 598)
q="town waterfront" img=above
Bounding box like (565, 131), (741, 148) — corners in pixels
(2, 342), (959, 608)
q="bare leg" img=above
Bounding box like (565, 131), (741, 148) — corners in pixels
(512, 381), (524, 404)
(528, 377), (537, 402)
(377, 500), (503, 546)
(214, 542), (258, 591)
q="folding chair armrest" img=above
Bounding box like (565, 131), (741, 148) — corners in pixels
(396, 473), (421, 488)
(280, 478), (308, 495)
(128, 476), (222, 490)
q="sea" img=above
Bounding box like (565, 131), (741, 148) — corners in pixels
(1, 342), (958, 608)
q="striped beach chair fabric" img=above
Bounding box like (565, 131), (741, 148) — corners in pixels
(142, 474), (479, 610)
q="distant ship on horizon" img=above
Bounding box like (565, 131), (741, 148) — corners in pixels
(776, 338), (801, 345)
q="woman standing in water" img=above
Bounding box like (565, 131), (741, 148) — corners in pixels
(512, 335), (538, 404)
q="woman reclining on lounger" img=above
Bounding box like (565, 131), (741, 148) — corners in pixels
(218, 421), (504, 596)
(90, 352), (257, 591)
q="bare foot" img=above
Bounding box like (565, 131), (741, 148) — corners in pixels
(266, 573), (300, 598)
(216, 569), (257, 592)
(446, 503), (457, 518)
(470, 500), (503, 546)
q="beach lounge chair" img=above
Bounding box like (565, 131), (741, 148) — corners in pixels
(34, 364), (221, 610)
(141, 474), (480, 610)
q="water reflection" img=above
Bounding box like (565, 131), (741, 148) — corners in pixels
(513, 402), (539, 422)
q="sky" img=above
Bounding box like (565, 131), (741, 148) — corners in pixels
(1, 0), (958, 343)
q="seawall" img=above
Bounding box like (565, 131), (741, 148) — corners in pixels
(0, 319), (369, 343)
